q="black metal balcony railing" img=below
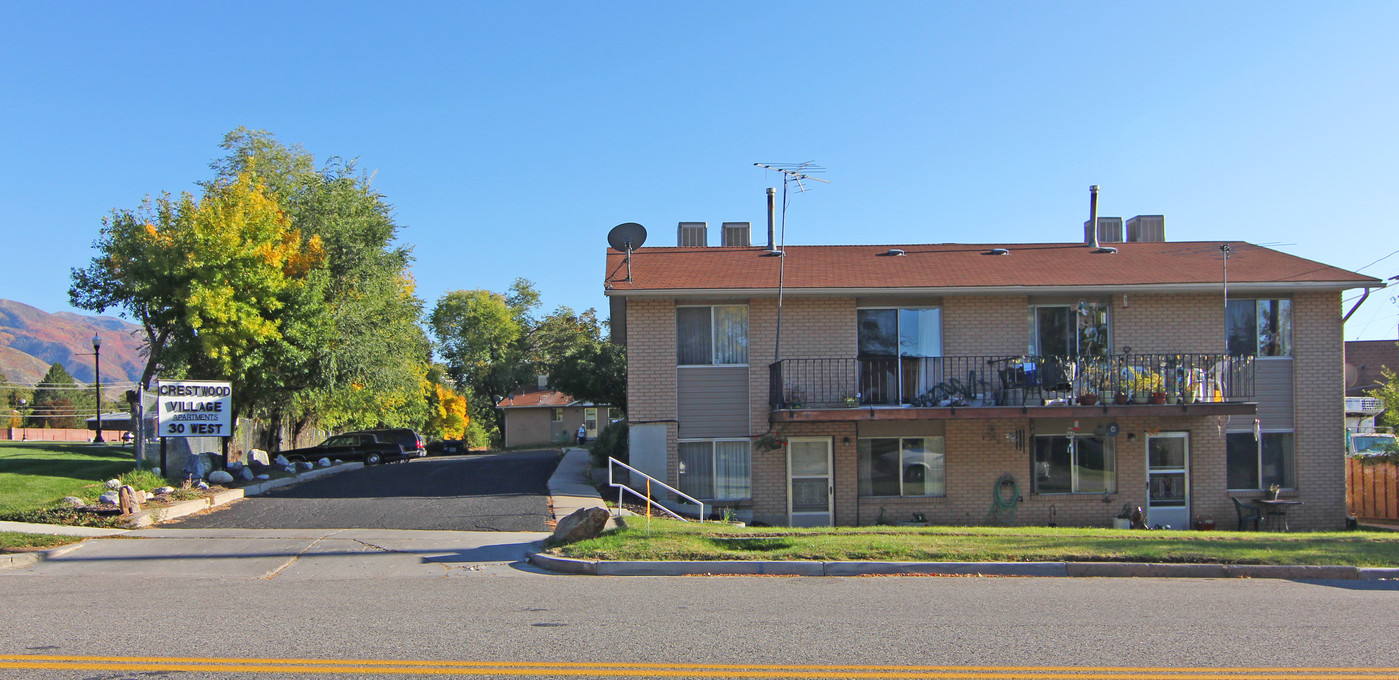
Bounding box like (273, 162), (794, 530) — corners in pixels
(769, 354), (1255, 410)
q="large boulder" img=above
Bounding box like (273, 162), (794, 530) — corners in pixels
(247, 449), (271, 467)
(551, 507), (611, 544)
(238, 467), (254, 482)
(98, 491), (120, 506)
(208, 470), (234, 485)
(317, 458), (331, 468)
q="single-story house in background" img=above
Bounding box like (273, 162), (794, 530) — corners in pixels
(496, 378), (612, 448)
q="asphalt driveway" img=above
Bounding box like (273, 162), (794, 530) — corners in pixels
(168, 450), (561, 532)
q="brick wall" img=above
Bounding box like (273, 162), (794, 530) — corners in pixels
(943, 296), (1029, 356)
(1290, 291), (1346, 529)
(1114, 292), (1225, 354)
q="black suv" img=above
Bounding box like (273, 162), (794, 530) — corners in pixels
(283, 428), (426, 466)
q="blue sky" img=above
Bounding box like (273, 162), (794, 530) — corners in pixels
(2, 1), (1396, 341)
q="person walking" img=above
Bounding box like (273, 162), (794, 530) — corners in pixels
(576, 424), (587, 446)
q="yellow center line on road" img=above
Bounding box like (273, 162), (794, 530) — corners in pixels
(0, 655), (1395, 679)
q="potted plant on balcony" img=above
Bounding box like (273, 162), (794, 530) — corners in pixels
(1127, 370), (1166, 404)
(1076, 363), (1107, 405)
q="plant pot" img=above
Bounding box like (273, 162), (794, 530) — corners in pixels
(1099, 390), (1113, 404)
(1148, 392), (1168, 405)
(1112, 517), (1131, 530)
(1114, 392), (1130, 405)
(1077, 394), (1098, 406)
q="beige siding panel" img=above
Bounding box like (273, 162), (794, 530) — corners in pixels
(678, 366), (750, 438)
(1254, 359), (1295, 430)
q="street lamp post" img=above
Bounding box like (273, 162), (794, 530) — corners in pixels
(92, 333), (103, 443)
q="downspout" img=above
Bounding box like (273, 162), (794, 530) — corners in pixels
(1342, 288), (1371, 323)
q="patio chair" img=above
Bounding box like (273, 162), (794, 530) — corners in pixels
(1231, 497), (1261, 531)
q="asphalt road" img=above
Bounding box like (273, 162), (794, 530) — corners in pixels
(1, 571), (1396, 679)
(168, 450), (561, 532)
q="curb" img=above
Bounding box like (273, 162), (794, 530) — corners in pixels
(527, 554), (1399, 580)
(124, 462), (364, 528)
(0, 541), (91, 571)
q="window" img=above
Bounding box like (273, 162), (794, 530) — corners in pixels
(858, 308), (942, 404)
(1028, 302), (1110, 358)
(678, 440), (751, 500)
(1227, 432), (1295, 490)
(857, 437), (945, 497)
(677, 305), (748, 365)
(1227, 299), (1291, 357)
(551, 408), (563, 422)
(1032, 435), (1116, 494)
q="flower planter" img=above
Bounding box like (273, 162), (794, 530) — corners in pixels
(1077, 394), (1098, 406)
(1114, 392), (1130, 405)
(1148, 392), (1168, 405)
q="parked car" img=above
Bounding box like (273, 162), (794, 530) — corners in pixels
(282, 428), (426, 466)
(426, 439), (470, 456)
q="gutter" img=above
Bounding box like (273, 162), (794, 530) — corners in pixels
(605, 281), (1385, 298)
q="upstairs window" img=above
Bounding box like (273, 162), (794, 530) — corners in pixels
(1227, 299), (1291, 357)
(677, 305), (748, 365)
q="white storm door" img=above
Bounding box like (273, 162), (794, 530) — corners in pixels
(584, 408), (598, 438)
(1146, 432), (1190, 530)
(788, 437), (833, 527)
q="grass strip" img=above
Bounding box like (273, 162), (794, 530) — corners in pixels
(554, 518), (1399, 567)
(0, 532), (83, 553)
(0, 442), (137, 515)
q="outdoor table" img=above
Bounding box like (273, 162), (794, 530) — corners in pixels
(1251, 498), (1303, 532)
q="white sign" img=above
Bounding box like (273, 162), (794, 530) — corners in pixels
(155, 380), (232, 438)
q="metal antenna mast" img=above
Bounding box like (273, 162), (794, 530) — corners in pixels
(754, 162), (830, 365)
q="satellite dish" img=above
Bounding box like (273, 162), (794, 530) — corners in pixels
(608, 223), (646, 283)
(608, 222), (647, 252)
(1344, 364), (1359, 389)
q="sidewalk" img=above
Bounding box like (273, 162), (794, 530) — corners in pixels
(547, 448), (613, 525)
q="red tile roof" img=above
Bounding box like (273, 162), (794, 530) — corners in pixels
(603, 242), (1380, 294)
(496, 388), (576, 409)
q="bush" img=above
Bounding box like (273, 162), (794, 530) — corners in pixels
(588, 421), (628, 469)
(463, 419), (492, 450)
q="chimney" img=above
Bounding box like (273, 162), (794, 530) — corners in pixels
(766, 187), (777, 251)
(1126, 215), (1166, 242)
(678, 221), (707, 247)
(721, 222), (751, 247)
(536, 374), (549, 390)
(1086, 185), (1100, 248)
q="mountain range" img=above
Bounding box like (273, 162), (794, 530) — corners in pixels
(0, 299), (145, 387)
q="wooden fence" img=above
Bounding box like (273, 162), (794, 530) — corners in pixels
(1346, 456), (1399, 521)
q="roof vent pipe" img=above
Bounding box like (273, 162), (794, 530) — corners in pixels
(1087, 185), (1100, 249)
(766, 187), (777, 252)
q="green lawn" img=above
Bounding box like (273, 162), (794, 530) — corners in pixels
(0, 531), (82, 553)
(554, 518), (1399, 567)
(0, 442), (139, 515)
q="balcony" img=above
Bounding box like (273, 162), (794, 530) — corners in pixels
(769, 354), (1257, 422)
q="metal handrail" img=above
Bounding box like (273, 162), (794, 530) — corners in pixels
(608, 457), (705, 522)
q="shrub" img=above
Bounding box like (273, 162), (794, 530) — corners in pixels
(588, 421), (628, 468)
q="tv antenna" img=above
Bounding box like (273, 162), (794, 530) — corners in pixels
(755, 162), (830, 366)
(607, 222), (647, 283)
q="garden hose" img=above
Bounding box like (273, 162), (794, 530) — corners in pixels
(987, 473), (1019, 524)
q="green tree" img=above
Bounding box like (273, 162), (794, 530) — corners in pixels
(71, 171), (319, 429)
(429, 287), (528, 442)
(211, 128), (431, 443)
(549, 339), (627, 414)
(29, 363), (80, 428)
(1368, 367), (1399, 432)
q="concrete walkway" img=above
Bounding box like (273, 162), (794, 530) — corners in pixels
(547, 447), (610, 523)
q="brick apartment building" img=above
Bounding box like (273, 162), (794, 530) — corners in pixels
(605, 217), (1381, 530)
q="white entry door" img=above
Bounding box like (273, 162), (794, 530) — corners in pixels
(584, 408), (599, 438)
(788, 438), (833, 527)
(1146, 432), (1190, 530)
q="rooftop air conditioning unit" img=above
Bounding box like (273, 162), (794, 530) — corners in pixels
(721, 222), (751, 247)
(678, 222), (707, 247)
(1084, 216), (1124, 244)
(1126, 215), (1165, 242)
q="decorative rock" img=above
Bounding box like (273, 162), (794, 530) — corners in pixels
(154, 486), (175, 495)
(248, 449), (270, 466)
(283, 465), (296, 474)
(227, 461), (244, 473)
(60, 496), (86, 508)
(256, 474), (271, 480)
(551, 507), (611, 544)
(195, 480), (209, 490)
(142, 491), (155, 501)
(333, 459), (343, 465)
(118, 485), (142, 514)
(208, 470), (234, 485)
(151, 467), (161, 476)
(297, 461), (314, 471)
(182, 453), (213, 481)
(273, 454), (290, 467)
(106, 479), (121, 490)
(98, 491), (121, 506)
(317, 458), (331, 468)
(239, 467), (254, 482)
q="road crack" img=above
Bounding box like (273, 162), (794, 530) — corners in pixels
(259, 529), (346, 580)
